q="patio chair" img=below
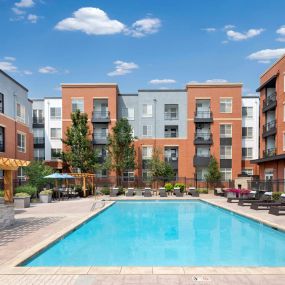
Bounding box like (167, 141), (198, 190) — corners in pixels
(188, 187), (199, 197)
(250, 194), (285, 210)
(135, 189), (142, 196)
(214, 188), (224, 196)
(126, 188), (135, 197)
(238, 191), (271, 206)
(269, 205), (285, 215)
(159, 187), (167, 197)
(144, 187), (152, 197)
(174, 187), (183, 197)
(110, 187), (119, 197)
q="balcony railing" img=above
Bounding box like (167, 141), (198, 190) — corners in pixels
(93, 134), (108, 144)
(263, 92), (277, 112)
(35, 156), (45, 161)
(92, 111), (110, 123)
(164, 131), (178, 138)
(165, 156), (178, 162)
(263, 120), (276, 132)
(34, 137), (45, 145)
(194, 133), (213, 144)
(164, 112), (178, 120)
(194, 111), (213, 123)
(33, 117), (44, 124)
(263, 148), (276, 158)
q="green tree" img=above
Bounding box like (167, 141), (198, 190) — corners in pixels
(107, 118), (136, 177)
(24, 161), (53, 191)
(62, 110), (100, 173)
(204, 156), (221, 187)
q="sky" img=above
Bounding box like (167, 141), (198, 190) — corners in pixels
(1, 0), (285, 98)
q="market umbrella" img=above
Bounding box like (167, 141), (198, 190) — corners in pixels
(44, 173), (66, 200)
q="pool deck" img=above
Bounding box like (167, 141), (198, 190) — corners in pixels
(1, 195), (285, 284)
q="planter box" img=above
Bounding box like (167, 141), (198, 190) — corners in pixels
(226, 192), (237, 198)
(14, 197), (30, 208)
(39, 194), (52, 203)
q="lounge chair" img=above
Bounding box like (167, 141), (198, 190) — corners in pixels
(144, 187), (152, 197)
(269, 205), (285, 215)
(126, 188), (134, 197)
(159, 187), (167, 197)
(238, 191), (270, 206)
(251, 194), (285, 210)
(174, 187), (183, 197)
(214, 188), (224, 196)
(188, 187), (199, 197)
(110, 187), (119, 197)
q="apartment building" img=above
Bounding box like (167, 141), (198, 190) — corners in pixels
(252, 55), (285, 180)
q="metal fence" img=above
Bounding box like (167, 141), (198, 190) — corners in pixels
(248, 180), (285, 193)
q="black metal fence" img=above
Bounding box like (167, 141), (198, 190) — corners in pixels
(248, 180), (285, 193)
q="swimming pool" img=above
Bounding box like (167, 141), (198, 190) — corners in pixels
(24, 200), (285, 266)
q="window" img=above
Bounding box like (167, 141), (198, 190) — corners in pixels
(0, 93), (4, 113)
(50, 128), (61, 140)
(33, 109), (44, 124)
(220, 98), (232, 113)
(196, 167), (208, 181)
(242, 147), (253, 159)
(17, 133), (26, 152)
(16, 103), (25, 123)
(17, 167), (26, 181)
(142, 146), (153, 159)
(220, 145), (232, 159)
(33, 128), (45, 144)
(242, 169), (253, 176)
(72, 98), (84, 113)
(221, 168), (232, 181)
(50, 107), (61, 120)
(242, 106), (253, 118)
(34, 148), (45, 161)
(51, 148), (61, 160)
(164, 104), (178, 120)
(0, 126), (4, 152)
(96, 169), (108, 178)
(164, 125), (178, 138)
(242, 127), (253, 138)
(220, 124), (232, 138)
(142, 170), (152, 181)
(164, 147), (178, 162)
(123, 171), (135, 182)
(142, 104), (152, 117)
(142, 125), (152, 137)
(122, 108), (135, 120)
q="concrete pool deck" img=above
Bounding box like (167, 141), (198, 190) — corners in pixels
(1, 195), (285, 284)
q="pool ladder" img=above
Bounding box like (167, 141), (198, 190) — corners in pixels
(90, 200), (105, 211)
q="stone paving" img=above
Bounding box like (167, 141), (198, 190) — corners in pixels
(0, 195), (285, 284)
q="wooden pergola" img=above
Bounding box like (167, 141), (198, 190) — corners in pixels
(0, 157), (31, 203)
(70, 173), (95, 197)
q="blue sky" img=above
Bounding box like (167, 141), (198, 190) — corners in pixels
(1, 0), (285, 98)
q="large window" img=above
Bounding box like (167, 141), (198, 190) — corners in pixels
(242, 106), (253, 118)
(164, 125), (178, 138)
(51, 148), (61, 160)
(17, 103), (25, 123)
(0, 126), (4, 152)
(17, 132), (26, 153)
(142, 146), (153, 159)
(50, 128), (61, 140)
(242, 127), (253, 138)
(72, 98), (84, 113)
(142, 170), (152, 181)
(17, 167), (26, 181)
(220, 145), (232, 159)
(164, 147), (178, 162)
(242, 147), (253, 159)
(33, 128), (44, 144)
(164, 104), (178, 120)
(142, 125), (152, 137)
(220, 98), (232, 113)
(34, 148), (45, 161)
(33, 109), (44, 124)
(221, 168), (232, 181)
(0, 93), (4, 113)
(123, 171), (135, 182)
(50, 107), (61, 120)
(122, 108), (135, 120)
(220, 124), (232, 138)
(142, 104), (152, 117)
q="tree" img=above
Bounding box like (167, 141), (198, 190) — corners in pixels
(204, 156), (221, 187)
(24, 161), (53, 191)
(62, 110), (100, 173)
(107, 118), (136, 178)
(148, 147), (175, 180)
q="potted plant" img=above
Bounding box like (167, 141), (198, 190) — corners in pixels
(174, 183), (185, 193)
(225, 188), (239, 198)
(14, 193), (31, 208)
(39, 189), (53, 203)
(165, 183), (173, 193)
(239, 189), (251, 199)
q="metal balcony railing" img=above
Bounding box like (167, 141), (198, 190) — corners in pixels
(164, 112), (178, 120)
(92, 111), (110, 119)
(33, 117), (44, 124)
(195, 110), (212, 119)
(164, 131), (178, 138)
(263, 148), (276, 158)
(263, 92), (277, 109)
(33, 137), (45, 144)
(263, 120), (276, 132)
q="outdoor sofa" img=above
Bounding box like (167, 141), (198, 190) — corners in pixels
(188, 187), (199, 197)
(110, 187), (119, 197)
(250, 194), (285, 210)
(174, 187), (183, 197)
(126, 188), (135, 197)
(144, 187), (152, 197)
(159, 187), (167, 197)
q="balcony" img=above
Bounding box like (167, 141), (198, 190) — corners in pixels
(35, 156), (45, 161)
(194, 111), (213, 123)
(262, 93), (277, 113)
(92, 111), (110, 123)
(165, 156), (178, 169)
(34, 137), (45, 146)
(194, 133), (213, 145)
(164, 112), (178, 120)
(97, 155), (107, 163)
(33, 117), (44, 127)
(263, 148), (276, 158)
(93, 134), (108, 144)
(262, 120), (277, 138)
(193, 155), (211, 167)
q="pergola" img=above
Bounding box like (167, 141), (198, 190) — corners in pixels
(0, 157), (31, 203)
(70, 173), (95, 197)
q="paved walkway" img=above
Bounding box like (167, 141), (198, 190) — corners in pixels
(0, 195), (285, 284)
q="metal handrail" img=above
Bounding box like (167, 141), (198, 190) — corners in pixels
(263, 120), (276, 132)
(263, 92), (276, 106)
(164, 112), (178, 120)
(263, 148), (276, 157)
(195, 110), (212, 118)
(92, 111), (110, 119)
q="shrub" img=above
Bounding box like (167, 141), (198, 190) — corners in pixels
(15, 192), (30, 198)
(15, 185), (37, 198)
(197, 188), (208, 194)
(39, 189), (53, 195)
(174, 183), (185, 192)
(100, 188), (110, 195)
(272, 192), (283, 201)
(165, 183), (173, 192)
(0, 190), (4, 197)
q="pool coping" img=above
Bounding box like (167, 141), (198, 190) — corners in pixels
(1, 197), (285, 276)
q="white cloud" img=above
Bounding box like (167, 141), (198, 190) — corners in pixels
(27, 14), (38, 23)
(126, 18), (161, 37)
(107, 60), (138, 76)
(0, 61), (18, 72)
(12, 7), (26, 15)
(15, 0), (34, 8)
(149, 79), (176, 85)
(201, 28), (216, 32)
(206, 79), (228, 83)
(276, 38), (285, 42)
(223, 24), (235, 30)
(38, 66), (58, 74)
(55, 7), (125, 35)
(23, 70), (33, 75)
(276, 26), (285, 42)
(227, 28), (264, 41)
(247, 48), (285, 63)
(4, 56), (16, 61)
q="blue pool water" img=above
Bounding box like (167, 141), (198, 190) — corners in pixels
(24, 201), (285, 266)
